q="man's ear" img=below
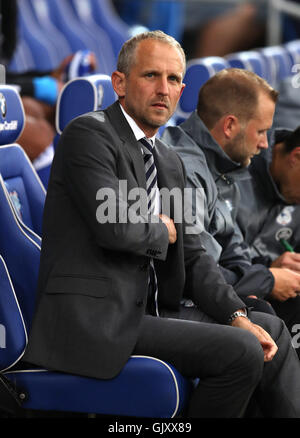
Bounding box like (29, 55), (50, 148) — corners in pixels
(179, 83), (185, 97)
(223, 115), (239, 139)
(289, 147), (300, 167)
(111, 71), (126, 98)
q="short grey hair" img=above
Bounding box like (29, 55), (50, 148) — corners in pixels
(117, 30), (186, 77)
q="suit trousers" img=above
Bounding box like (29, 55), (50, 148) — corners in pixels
(133, 307), (300, 418)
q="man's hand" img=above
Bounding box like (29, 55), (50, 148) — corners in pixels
(271, 252), (300, 272)
(269, 267), (300, 301)
(231, 314), (278, 362)
(159, 214), (177, 244)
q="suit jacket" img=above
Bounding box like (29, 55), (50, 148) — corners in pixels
(24, 102), (245, 379)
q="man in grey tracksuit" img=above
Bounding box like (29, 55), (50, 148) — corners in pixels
(162, 68), (300, 344)
(162, 112), (275, 301)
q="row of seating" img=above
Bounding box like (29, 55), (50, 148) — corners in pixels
(9, 0), (130, 76)
(0, 84), (192, 417)
(177, 39), (300, 121)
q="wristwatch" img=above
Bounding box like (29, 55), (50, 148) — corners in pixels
(228, 309), (249, 325)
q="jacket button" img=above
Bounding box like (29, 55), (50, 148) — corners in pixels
(139, 264), (148, 271)
(136, 299), (144, 307)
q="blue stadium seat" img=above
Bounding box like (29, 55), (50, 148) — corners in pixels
(12, 0), (62, 72)
(259, 45), (294, 87)
(0, 86), (46, 238)
(0, 254), (27, 369)
(69, 0), (117, 73)
(177, 56), (230, 121)
(27, 0), (73, 63)
(226, 50), (269, 80)
(45, 0), (114, 75)
(0, 221), (191, 417)
(55, 74), (116, 136)
(8, 39), (36, 74)
(0, 173), (41, 330)
(285, 39), (300, 71)
(0, 79), (192, 419)
(0, 145), (45, 241)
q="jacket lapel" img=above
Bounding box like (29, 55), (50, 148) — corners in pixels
(105, 102), (146, 189)
(104, 103), (180, 195)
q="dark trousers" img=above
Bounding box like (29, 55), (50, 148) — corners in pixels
(267, 296), (300, 359)
(133, 307), (300, 418)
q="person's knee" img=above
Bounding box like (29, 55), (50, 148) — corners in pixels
(231, 327), (264, 386)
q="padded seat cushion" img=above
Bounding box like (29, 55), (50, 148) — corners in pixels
(5, 356), (192, 417)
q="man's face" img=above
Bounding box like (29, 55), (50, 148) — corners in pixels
(278, 150), (300, 204)
(224, 92), (276, 167)
(117, 39), (185, 137)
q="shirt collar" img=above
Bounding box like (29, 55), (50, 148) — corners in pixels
(119, 102), (156, 145)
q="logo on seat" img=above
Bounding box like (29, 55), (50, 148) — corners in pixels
(0, 92), (19, 132)
(0, 93), (7, 118)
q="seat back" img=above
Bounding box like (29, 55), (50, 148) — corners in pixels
(69, 0), (116, 74)
(8, 39), (36, 74)
(177, 56), (230, 120)
(0, 85), (24, 145)
(259, 45), (293, 87)
(46, 0), (111, 74)
(0, 86), (46, 237)
(14, 0), (62, 71)
(55, 74), (116, 135)
(28, 0), (73, 62)
(0, 86), (42, 330)
(0, 145), (45, 239)
(226, 50), (269, 80)
(0, 255), (27, 372)
(0, 173), (41, 332)
(285, 39), (300, 71)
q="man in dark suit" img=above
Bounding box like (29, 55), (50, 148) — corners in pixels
(24, 31), (300, 417)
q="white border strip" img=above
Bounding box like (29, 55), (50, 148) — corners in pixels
(131, 355), (181, 418)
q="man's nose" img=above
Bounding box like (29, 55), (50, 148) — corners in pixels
(259, 132), (268, 149)
(157, 77), (169, 95)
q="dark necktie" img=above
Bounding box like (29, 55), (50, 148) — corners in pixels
(140, 137), (159, 316)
